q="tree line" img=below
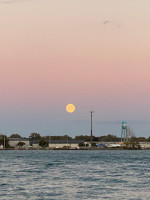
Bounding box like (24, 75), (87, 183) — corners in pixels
(3, 133), (150, 142)
(1, 133), (150, 144)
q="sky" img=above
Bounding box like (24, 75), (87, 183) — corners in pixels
(0, 0), (150, 137)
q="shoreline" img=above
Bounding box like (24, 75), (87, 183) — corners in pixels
(0, 148), (149, 151)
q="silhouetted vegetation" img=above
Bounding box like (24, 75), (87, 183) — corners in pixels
(49, 135), (73, 141)
(18, 142), (25, 147)
(2, 133), (150, 151)
(74, 134), (120, 142)
(91, 142), (96, 147)
(147, 136), (150, 142)
(9, 134), (22, 138)
(136, 137), (147, 142)
(7, 133), (150, 143)
(29, 133), (41, 140)
(78, 142), (89, 147)
(0, 135), (10, 148)
(39, 137), (48, 147)
(97, 134), (120, 142)
(124, 137), (141, 149)
(75, 135), (92, 141)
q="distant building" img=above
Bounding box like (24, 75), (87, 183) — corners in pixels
(9, 138), (42, 148)
(8, 138), (84, 149)
(49, 140), (83, 149)
(139, 142), (150, 149)
(9, 138), (30, 147)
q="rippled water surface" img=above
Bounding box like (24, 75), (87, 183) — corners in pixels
(0, 150), (150, 199)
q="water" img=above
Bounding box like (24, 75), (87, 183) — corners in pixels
(0, 150), (150, 200)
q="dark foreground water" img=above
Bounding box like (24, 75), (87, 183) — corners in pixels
(0, 150), (150, 200)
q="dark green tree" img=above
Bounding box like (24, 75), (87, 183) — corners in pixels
(0, 135), (10, 148)
(125, 137), (141, 149)
(98, 134), (120, 142)
(137, 137), (147, 142)
(74, 135), (92, 141)
(39, 137), (48, 147)
(18, 142), (25, 147)
(147, 136), (150, 142)
(48, 135), (72, 141)
(30, 133), (41, 140)
(91, 142), (96, 147)
(9, 134), (21, 138)
(78, 142), (85, 147)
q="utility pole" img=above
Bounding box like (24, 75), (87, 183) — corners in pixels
(90, 111), (95, 148)
(4, 135), (5, 150)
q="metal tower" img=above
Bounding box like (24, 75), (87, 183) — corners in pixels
(121, 121), (127, 142)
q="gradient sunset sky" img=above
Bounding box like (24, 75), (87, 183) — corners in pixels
(0, 0), (150, 137)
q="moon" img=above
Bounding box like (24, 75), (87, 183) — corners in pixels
(66, 104), (75, 113)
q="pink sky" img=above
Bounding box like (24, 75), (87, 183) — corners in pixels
(0, 0), (150, 136)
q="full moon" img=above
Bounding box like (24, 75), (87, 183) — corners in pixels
(66, 104), (75, 113)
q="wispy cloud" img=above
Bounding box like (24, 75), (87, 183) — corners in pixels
(102, 20), (121, 28)
(103, 20), (111, 25)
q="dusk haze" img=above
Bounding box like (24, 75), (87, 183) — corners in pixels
(1, 1), (150, 200)
(0, 0), (150, 137)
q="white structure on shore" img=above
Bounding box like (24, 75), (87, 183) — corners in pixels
(9, 138), (30, 147)
(7, 138), (150, 149)
(48, 140), (82, 149)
